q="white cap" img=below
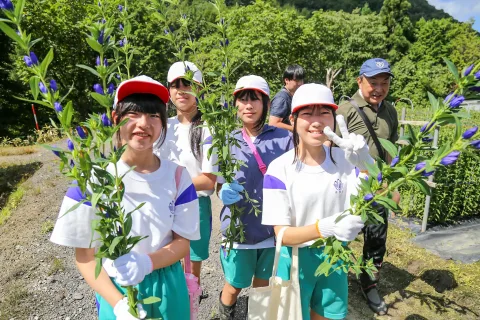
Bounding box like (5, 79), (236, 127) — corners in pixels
(233, 75), (270, 97)
(291, 83), (338, 114)
(167, 61), (203, 84)
(114, 75), (169, 108)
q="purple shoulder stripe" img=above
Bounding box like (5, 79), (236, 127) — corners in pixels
(175, 183), (198, 206)
(65, 186), (92, 206)
(263, 174), (286, 190)
(203, 136), (213, 145)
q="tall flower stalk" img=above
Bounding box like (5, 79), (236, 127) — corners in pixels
(0, 0), (157, 317)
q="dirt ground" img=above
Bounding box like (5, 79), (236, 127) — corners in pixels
(0, 145), (479, 320)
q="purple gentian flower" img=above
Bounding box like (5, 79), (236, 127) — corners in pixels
(390, 156), (399, 167)
(470, 86), (480, 92)
(182, 13), (187, 19)
(440, 151), (460, 166)
(377, 172), (382, 183)
(116, 74), (121, 80)
(0, 0), (14, 11)
(52, 150), (61, 157)
(372, 201), (378, 207)
(76, 126), (87, 139)
(104, 58), (108, 66)
(101, 113), (112, 127)
(169, 26), (174, 32)
(221, 75), (226, 83)
(101, 18), (106, 24)
(364, 194), (374, 202)
(463, 126), (478, 139)
(119, 23), (124, 31)
(164, 29), (169, 35)
(39, 82), (48, 94)
(422, 136), (433, 142)
(225, 39), (229, 46)
(50, 79), (58, 92)
(447, 95), (465, 108)
(471, 140), (480, 149)
(118, 4), (123, 11)
(220, 40), (223, 46)
(96, 56), (101, 66)
(70, 160), (75, 168)
(220, 17), (225, 25)
(475, 71), (480, 80)
(422, 170), (435, 177)
(420, 121), (435, 133)
(415, 162), (426, 171)
(93, 83), (104, 95)
(464, 64), (474, 76)
(67, 139), (74, 151)
(54, 102), (62, 112)
(98, 30), (104, 44)
(223, 102), (228, 108)
(30, 52), (39, 65)
(24, 56), (33, 67)
(107, 83), (115, 95)
(355, 167), (360, 177)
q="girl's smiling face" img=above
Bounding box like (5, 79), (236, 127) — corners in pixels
(115, 110), (163, 152)
(236, 90), (264, 128)
(292, 105), (335, 147)
(169, 78), (197, 114)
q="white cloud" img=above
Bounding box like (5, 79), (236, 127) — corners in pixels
(427, 0), (480, 22)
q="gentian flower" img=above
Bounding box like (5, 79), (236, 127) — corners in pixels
(377, 172), (382, 183)
(54, 102), (62, 112)
(220, 17), (225, 25)
(98, 30), (104, 44)
(23, 56), (33, 67)
(50, 79), (58, 92)
(471, 140), (480, 149)
(52, 146), (61, 157)
(96, 56), (101, 66)
(463, 126), (478, 139)
(372, 201), (378, 207)
(39, 82), (48, 94)
(76, 126), (87, 139)
(181, 13), (186, 19)
(390, 156), (399, 167)
(440, 151), (460, 166)
(475, 71), (480, 80)
(470, 87), (480, 92)
(169, 26), (174, 32)
(225, 39), (229, 46)
(415, 162), (426, 171)
(221, 75), (226, 83)
(164, 29), (169, 35)
(104, 58), (108, 66)
(101, 113), (112, 127)
(420, 121), (435, 132)
(119, 23), (124, 31)
(445, 94), (465, 108)
(93, 83), (104, 95)
(220, 40), (223, 46)
(364, 194), (374, 202)
(464, 64), (474, 76)
(422, 170), (435, 177)
(107, 83), (115, 95)
(0, 0), (14, 11)
(422, 136), (433, 142)
(118, 5), (123, 11)
(355, 167), (360, 177)
(116, 74), (121, 80)
(67, 139), (74, 151)
(101, 18), (106, 24)
(70, 160), (75, 168)
(223, 102), (228, 108)
(30, 52), (39, 65)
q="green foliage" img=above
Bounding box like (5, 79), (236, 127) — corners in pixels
(380, 0), (414, 62)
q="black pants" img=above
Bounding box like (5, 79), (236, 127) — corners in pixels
(360, 206), (388, 289)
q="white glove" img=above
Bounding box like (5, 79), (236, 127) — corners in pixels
(324, 115), (374, 170)
(112, 252), (153, 286)
(114, 297), (147, 320)
(317, 211), (364, 242)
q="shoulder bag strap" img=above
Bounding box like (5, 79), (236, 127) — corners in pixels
(349, 99), (385, 161)
(271, 226), (288, 277)
(242, 128), (267, 175)
(174, 166), (192, 274)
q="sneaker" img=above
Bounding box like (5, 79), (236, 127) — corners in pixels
(218, 291), (236, 320)
(200, 290), (209, 303)
(362, 286), (388, 315)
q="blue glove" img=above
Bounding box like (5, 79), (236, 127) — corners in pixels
(219, 181), (244, 205)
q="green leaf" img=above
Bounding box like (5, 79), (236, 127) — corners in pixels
(410, 179), (431, 196)
(124, 214), (133, 235)
(14, 0), (26, 24)
(91, 92), (112, 109)
(427, 92), (438, 113)
(62, 101), (74, 127)
(453, 116), (462, 142)
(77, 64), (101, 77)
(376, 196), (401, 213)
(13, 95), (51, 108)
(58, 199), (86, 219)
(29, 76), (40, 100)
(378, 138), (398, 158)
(86, 37), (103, 53)
(39, 48), (54, 78)
(0, 22), (26, 50)
(90, 192), (102, 209)
(94, 257), (102, 279)
(108, 236), (124, 255)
(314, 260), (332, 277)
(443, 57), (459, 82)
(139, 296), (161, 305)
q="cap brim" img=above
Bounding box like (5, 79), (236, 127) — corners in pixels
(233, 87), (269, 97)
(362, 71), (394, 78)
(168, 76), (203, 86)
(117, 81), (170, 104)
(292, 102), (338, 114)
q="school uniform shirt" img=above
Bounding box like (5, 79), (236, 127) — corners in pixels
(50, 158), (200, 277)
(218, 125), (293, 248)
(262, 146), (360, 247)
(155, 117), (218, 197)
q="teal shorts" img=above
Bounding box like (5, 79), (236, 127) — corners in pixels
(277, 246), (348, 320)
(190, 196), (212, 262)
(96, 261), (190, 320)
(220, 247), (275, 288)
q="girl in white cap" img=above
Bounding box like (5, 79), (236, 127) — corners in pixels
(50, 76), (199, 320)
(261, 83), (372, 320)
(216, 75), (293, 319)
(155, 61), (218, 295)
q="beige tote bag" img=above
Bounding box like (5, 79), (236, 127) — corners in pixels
(248, 227), (303, 320)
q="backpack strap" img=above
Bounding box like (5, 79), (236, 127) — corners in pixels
(349, 99), (386, 162)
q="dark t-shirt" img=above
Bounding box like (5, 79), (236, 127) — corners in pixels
(270, 88), (292, 125)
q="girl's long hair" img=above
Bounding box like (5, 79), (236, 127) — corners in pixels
(233, 89), (269, 132)
(292, 107), (337, 165)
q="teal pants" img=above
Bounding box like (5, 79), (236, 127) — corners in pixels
(96, 261), (190, 320)
(190, 196), (212, 261)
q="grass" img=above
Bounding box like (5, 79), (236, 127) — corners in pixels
(0, 187), (24, 225)
(48, 257), (65, 276)
(0, 145), (37, 156)
(348, 224), (480, 319)
(0, 281), (29, 319)
(41, 220), (54, 234)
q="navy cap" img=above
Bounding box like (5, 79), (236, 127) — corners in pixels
(359, 58), (394, 77)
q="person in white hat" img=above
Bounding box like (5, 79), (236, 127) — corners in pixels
(50, 75), (200, 319)
(261, 83), (373, 320)
(215, 75), (293, 319)
(155, 61), (218, 298)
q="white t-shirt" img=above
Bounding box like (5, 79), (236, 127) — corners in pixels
(50, 158), (200, 276)
(155, 117), (218, 197)
(262, 147), (359, 247)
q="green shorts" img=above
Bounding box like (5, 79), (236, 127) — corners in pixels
(190, 196), (212, 262)
(277, 246), (348, 320)
(96, 261), (190, 320)
(220, 247), (275, 288)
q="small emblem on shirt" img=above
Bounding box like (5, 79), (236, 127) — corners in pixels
(334, 179), (344, 193)
(169, 200), (175, 214)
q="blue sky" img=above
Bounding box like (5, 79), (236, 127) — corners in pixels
(427, 0), (480, 31)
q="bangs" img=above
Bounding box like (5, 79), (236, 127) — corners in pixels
(235, 89), (261, 101)
(170, 78), (192, 88)
(117, 93), (165, 116)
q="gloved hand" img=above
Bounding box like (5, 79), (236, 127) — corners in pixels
(324, 115), (374, 170)
(218, 180), (244, 205)
(317, 211), (364, 242)
(114, 297), (147, 320)
(112, 251), (153, 286)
